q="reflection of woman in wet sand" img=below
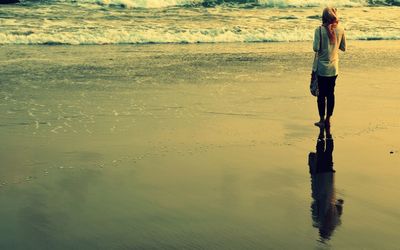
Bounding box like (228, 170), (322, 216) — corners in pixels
(308, 127), (344, 241)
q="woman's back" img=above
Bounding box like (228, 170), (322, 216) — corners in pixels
(313, 26), (346, 77)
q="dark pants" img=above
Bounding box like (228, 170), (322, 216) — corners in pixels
(317, 75), (337, 118)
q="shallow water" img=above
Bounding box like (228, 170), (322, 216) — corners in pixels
(0, 41), (400, 249)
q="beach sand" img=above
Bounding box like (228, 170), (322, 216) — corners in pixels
(0, 41), (399, 249)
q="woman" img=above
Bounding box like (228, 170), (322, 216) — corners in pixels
(313, 7), (346, 128)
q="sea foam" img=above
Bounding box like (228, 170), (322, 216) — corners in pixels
(2, 27), (399, 45)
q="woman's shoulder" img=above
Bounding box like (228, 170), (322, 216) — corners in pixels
(335, 25), (345, 33)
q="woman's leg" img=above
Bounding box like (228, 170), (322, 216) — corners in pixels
(316, 76), (327, 126)
(317, 95), (326, 120)
(325, 76), (337, 126)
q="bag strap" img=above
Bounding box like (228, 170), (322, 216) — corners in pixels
(314, 26), (322, 72)
(319, 26), (322, 53)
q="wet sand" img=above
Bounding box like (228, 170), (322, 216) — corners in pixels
(0, 41), (399, 249)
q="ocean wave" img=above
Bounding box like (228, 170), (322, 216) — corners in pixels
(20, 0), (400, 8)
(3, 0), (399, 45)
(95, 0), (200, 8)
(1, 28), (399, 45)
(93, 0), (400, 8)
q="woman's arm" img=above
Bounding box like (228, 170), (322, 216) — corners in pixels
(313, 28), (320, 52)
(339, 32), (346, 52)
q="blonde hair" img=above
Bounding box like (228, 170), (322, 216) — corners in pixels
(322, 7), (339, 44)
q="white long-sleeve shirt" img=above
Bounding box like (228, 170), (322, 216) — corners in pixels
(313, 26), (346, 77)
